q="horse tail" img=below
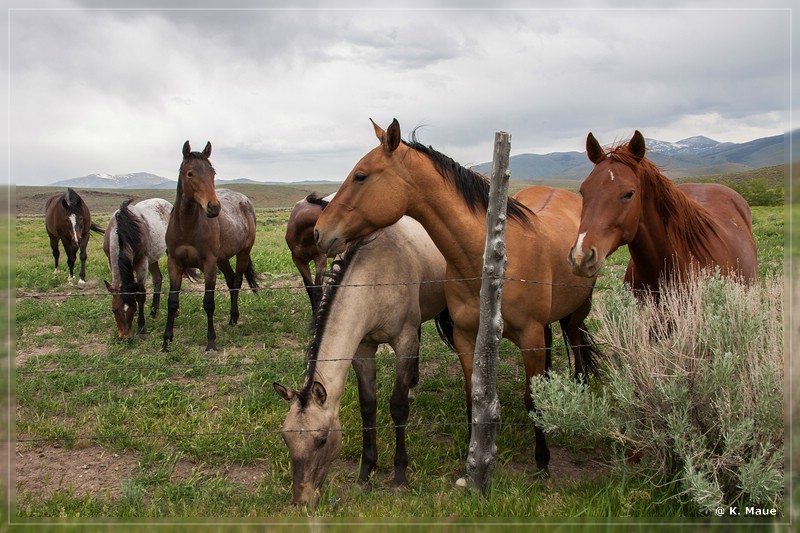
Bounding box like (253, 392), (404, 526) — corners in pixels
(577, 323), (602, 378)
(433, 307), (456, 352)
(244, 257), (259, 294)
(89, 223), (105, 235)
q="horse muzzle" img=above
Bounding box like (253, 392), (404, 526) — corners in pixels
(568, 244), (601, 278)
(314, 228), (344, 257)
(205, 201), (221, 218)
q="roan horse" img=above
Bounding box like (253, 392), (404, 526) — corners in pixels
(45, 188), (105, 288)
(285, 193), (331, 318)
(161, 141), (259, 352)
(314, 119), (599, 478)
(568, 131), (758, 296)
(103, 198), (173, 340)
(274, 216), (452, 506)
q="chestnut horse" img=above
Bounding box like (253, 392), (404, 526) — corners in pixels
(568, 131), (758, 297)
(274, 216), (452, 506)
(161, 141), (258, 352)
(103, 198), (172, 340)
(314, 119), (599, 477)
(285, 193), (332, 318)
(45, 188), (105, 288)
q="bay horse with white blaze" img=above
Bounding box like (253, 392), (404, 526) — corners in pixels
(314, 119), (599, 479)
(568, 131), (758, 296)
(285, 193), (332, 318)
(274, 216), (452, 506)
(103, 198), (172, 340)
(45, 188), (105, 288)
(162, 141), (258, 352)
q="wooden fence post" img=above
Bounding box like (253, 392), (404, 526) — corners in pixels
(466, 131), (511, 495)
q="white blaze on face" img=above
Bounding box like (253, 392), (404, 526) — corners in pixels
(575, 231), (587, 257)
(609, 170), (615, 182)
(69, 214), (79, 244)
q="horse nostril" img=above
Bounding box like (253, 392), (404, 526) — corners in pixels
(207, 202), (220, 218)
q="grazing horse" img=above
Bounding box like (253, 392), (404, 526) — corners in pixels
(103, 198), (172, 340)
(285, 193), (332, 318)
(314, 119), (599, 478)
(274, 216), (452, 506)
(45, 188), (105, 288)
(568, 131), (758, 297)
(161, 141), (258, 352)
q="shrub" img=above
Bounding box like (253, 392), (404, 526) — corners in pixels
(529, 271), (784, 514)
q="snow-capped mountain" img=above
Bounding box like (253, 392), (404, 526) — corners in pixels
(51, 172), (174, 189)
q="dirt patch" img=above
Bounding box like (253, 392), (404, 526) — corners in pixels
(15, 442), (139, 500)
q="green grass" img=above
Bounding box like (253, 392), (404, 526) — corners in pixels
(12, 200), (786, 522)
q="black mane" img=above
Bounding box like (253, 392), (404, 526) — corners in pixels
(115, 200), (143, 306)
(305, 192), (330, 208)
(297, 237), (371, 408)
(405, 131), (533, 225)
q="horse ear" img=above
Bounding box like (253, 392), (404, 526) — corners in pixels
(311, 381), (327, 406)
(384, 118), (401, 153)
(182, 141), (191, 157)
(586, 132), (605, 164)
(273, 382), (295, 402)
(371, 118), (385, 143)
(629, 130), (646, 162)
(202, 142), (212, 158)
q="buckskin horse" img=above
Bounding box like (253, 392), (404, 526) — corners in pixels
(45, 187), (105, 288)
(274, 216), (452, 506)
(568, 131), (757, 297)
(161, 141), (258, 352)
(313, 119), (599, 479)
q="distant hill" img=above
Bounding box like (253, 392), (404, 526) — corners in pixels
(471, 132), (788, 180)
(47, 132), (789, 188)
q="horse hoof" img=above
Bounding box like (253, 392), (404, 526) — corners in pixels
(532, 468), (553, 489)
(77, 279), (86, 289)
(136, 333), (148, 340)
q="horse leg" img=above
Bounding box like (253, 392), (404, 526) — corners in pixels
(218, 259), (238, 326)
(135, 263), (148, 336)
(387, 325), (421, 488)
(63, 238), (77, 286)
(148, 261), (163, 319)
(562, 297), (593, 381)
(452, 327), (476, 439)
(202, 264), (218, 351)
(352, 342), (379, 485)
(48, 234), (60, 275)
(77, 236), (88, 288)
(292, 255), (318, 317)
(520, 322), (551, 475)
(161, 259), (184, 352)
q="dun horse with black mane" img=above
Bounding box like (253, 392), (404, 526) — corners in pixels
(161, 141), (258, 352)
(314, 119), (599, 480)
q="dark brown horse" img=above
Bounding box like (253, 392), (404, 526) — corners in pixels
(314, 119), (599, 478)
(568, 131), (758, 296)
(285, 193), (332, 318)
(161, 141), (259, 352)
(45, 188), (104, 288)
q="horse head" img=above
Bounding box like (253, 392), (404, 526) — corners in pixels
(104, 280), (135, 341)
(179, 141), (221, 218)
(314, 119), (410, 256)
(273, 381), (342, 506)
(568, 131), (646, 278)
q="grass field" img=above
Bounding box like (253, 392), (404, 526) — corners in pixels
(9, 184), (787, 524)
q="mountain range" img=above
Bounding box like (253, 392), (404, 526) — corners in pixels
(49, 132), (787, 189)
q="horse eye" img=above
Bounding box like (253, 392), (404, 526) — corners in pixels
(354, 171), (368, 183)
(622, 191), (634, 200)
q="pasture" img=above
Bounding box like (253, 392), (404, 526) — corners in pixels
(11, 185), (786, 521)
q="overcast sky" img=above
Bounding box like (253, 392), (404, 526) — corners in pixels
(4, 1), (796, 185)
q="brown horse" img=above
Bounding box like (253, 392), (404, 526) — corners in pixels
(161, 141), (259, 352)
(285, 193), (332, 318)
(568, 131), (758, 296)
(45, 188), (105, 288)
(314, 119), (599, 477)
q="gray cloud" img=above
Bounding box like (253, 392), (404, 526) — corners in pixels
(5, 3), (795, 185)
